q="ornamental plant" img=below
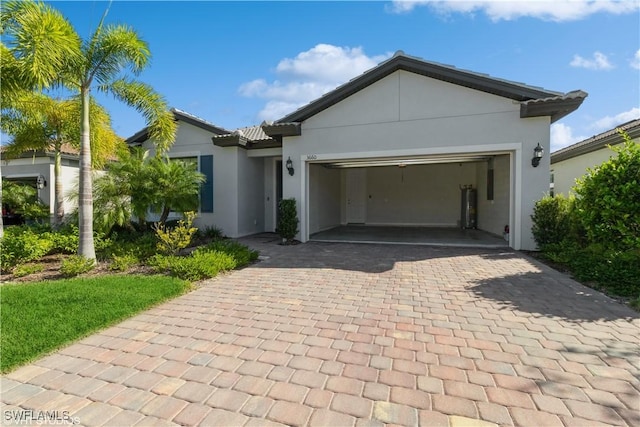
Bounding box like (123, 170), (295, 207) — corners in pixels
(277, 198), (299, 244)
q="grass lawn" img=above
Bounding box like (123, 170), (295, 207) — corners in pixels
(0, 275), (190, 373)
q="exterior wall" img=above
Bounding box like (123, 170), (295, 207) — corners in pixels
(283, 70), (551, 250)
(308, 164), (341, 233)
(552, 144), (622, 195)
(476, 154), (510, 237)
(364, 163), (476, 227)
(263, 158), (277, 232)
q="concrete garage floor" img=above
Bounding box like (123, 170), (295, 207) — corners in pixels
(311, 225), (509, 248)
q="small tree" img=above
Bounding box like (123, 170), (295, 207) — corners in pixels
(277, 198), (299, 244)
(574, 132), (640, 250)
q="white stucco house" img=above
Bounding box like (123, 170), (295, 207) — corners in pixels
(550, 118), (639, 196)
(1, 144), (80, 220)
(129, 52), (587, 251)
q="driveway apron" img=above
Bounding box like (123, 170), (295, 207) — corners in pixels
(2, 236), (639, 426)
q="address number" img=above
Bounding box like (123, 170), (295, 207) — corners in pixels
(306, 154), (318, 160)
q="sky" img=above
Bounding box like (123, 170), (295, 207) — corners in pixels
(15, 1), (640, 152)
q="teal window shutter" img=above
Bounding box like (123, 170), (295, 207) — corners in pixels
(200, 155), (214, 212)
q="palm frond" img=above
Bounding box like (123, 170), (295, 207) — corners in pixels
(105, 78), (176, 152)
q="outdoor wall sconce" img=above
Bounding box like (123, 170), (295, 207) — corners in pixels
(531, 143), (544, 167)
(36, 174), (47, 189)
(286, 157), (295, 176)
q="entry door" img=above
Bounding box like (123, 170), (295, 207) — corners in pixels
(346, 168), (366, 223)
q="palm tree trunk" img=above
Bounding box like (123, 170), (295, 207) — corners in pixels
(159, 206), (170, 226)
(78, 87), (96, 261)
(54, 142), (64, 227)
(0, 162), (4, 239)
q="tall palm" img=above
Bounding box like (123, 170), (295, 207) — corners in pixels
(0, 0), (80, 238)
(1, 92), (123, 226)
(66, 8), (176, 260)
(4, 1), (176, 259)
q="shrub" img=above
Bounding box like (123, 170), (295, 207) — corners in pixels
(60, 256), (95, 277)
(12, 264), (44, 278)
(278, 198), (299, 244)
(154, 212), (197, 255)
(108, 254), (139, 272)
(531, 194), (575, 248)
(574, 135), (640, 250)
(0, 226), (54, 271)
(147, 250), (236, 281)
(203, 240), (259, 267)
(202, 225), (224, 240)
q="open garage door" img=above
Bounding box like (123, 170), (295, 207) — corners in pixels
(307, 153), (512, 247)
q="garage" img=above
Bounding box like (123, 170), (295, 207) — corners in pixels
(263, 52), (586, 250)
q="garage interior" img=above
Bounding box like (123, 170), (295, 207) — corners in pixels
(307, 153), (512, 248)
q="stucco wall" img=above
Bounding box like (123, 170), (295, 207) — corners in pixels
(308, 164), (341, 233)
(282, 69), (551, 250)
(552, 144), (622, 195)
(476, 154), (510, 237)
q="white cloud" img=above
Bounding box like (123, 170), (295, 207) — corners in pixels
(631, 49), (640, 70)
(551, 123), (586, 152)
(239, 44), (392, 122)
(570, 51), (614, 70)
(591, 107), (640, 131)
(390, 0), (640, 22)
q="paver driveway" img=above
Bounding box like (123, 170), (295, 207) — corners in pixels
(2, 235), (639, 426)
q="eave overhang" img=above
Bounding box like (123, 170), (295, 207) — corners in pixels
(520, 90), (588, 124)
(551, 118), (640, 164)
(261, 122), (302, 139)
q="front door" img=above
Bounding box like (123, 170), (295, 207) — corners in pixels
(346, 168), (366, 223)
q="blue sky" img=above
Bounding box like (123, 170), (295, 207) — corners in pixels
(40, 1), (640, 151)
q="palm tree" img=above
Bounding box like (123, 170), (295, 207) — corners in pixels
(1, 92), (123, 226)
(2, 0), (176, 259)
(1, 0), (80, 238)
(148, 156), (205, 225)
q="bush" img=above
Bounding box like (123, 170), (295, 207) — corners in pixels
(202, 225), (224, 240)
(278, 198), (299, 244)
(574, 136), (640, 250)
(154, 212), (197, 255)
(0, 226), (54, 271)
(60, 256), (95, 277)
(108, 254), (139, 272)
(203, 240), (259, 267)
(531, 194), (576, 248)
(12, 264), (44, 278)
(147, 250), (236, 281)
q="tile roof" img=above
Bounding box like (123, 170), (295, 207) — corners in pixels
(1, 143), (79, 159)
(551, 118), (640, 163)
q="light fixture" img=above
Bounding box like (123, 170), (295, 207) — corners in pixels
(36, 174), (47, 189)
(286, 157), (294, 176)
(531, 143), (543, 167)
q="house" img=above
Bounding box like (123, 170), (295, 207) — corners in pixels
(550, 118), (640, 196)
(1, 144), (80, 221)
(130, 52), (587, 250)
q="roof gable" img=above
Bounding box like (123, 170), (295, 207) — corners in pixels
(551, 118), (640, 163)
(275, 51), (586, 125)
(126, 108), (230, 144)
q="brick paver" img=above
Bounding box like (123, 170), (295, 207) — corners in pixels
(2, 236), (639, 426)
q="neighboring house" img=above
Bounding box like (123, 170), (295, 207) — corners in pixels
(550, 118), (640, 196)
(1, 143), (80, 220)
(130, 52), (587, 251)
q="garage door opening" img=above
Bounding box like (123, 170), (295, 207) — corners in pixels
(307, 153), (512, 247)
